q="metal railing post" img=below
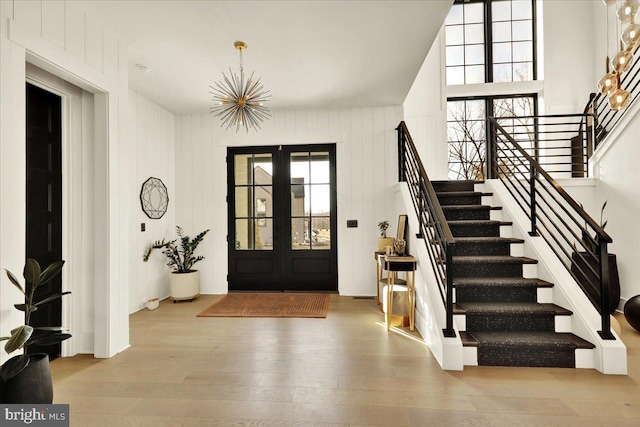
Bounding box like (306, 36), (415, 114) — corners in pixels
(443, 243), (456, 338)
(397, 125), (406, 182)
(529, 160), (538, 236)
(486, 119), (495, 179)
(598, 239), (615, 340)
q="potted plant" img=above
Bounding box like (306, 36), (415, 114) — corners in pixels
(571, 201), (620, 314)
(0, 259), (70, 403)
(143, 226), (210, 303)
(377, 220), (394, 252)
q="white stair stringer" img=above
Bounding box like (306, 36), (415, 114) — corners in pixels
(398, 182), (464, 371)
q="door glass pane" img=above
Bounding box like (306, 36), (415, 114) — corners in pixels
(290, 152), (310, 183)
(235, 187), (252, 217)
(291, 184), (307, 216)
(235, 219), (254, 250)
(310, 152), (330, 184)
(255, 186), (272, 217)
(254, 218), (273, 250)
(310, 184), (330, 216)
(311, 217), (331, 250)
(234, 154), (252, 185)
(291, 218), (310, 250)
(254, 154), (272, 185)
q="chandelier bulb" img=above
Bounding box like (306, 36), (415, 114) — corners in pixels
(617, 0), (640, 24)
(611, 49), (634, 73)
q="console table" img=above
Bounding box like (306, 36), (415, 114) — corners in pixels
(381, 255), (416, 331)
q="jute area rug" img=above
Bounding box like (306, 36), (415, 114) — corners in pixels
(197, 293), (330, 318)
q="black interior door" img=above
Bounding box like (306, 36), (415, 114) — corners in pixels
(26, 83), (63, 360)
(227, 144), (337, 292)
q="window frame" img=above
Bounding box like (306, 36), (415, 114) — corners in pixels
(446, 0), (538, 85)
(446, 93), (539, 180)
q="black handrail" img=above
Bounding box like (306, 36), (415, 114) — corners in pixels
(487, 117), (615, 340)
(397, 121), (456, 338)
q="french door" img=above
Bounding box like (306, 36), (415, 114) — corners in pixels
(227, 144), (337, 292)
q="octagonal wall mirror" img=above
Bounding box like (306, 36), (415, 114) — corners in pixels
(140, 177), (169, 219)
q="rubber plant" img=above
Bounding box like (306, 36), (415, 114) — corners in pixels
(0, 259), (71, 382)
(143, 226), (210, 272)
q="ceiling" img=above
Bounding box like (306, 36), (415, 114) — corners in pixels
(75, 1), (452, 115)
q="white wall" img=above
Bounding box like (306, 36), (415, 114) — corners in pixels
(590, 112), (640, 309)
(403, 30), (449, 180)
(174, 106), (403, 296)
(0, 0), (131, 360)
(128, 90), (176, 312)
(541, 1), (596, 115)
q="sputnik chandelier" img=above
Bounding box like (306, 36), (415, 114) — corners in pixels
(598, 0), (640, 110)
(210, 41), (271, 132)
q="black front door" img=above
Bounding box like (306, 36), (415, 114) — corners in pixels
(26, 83), (63, 360)
(227, 144), (337, 292)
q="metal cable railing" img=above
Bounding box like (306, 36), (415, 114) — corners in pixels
(490, 112), (595, 179)
(487, 117), (615, 340)
(397, 121), (456, 338)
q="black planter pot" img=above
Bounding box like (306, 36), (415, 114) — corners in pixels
(0, 353), (53, 404)
(570, 252), (621, 315)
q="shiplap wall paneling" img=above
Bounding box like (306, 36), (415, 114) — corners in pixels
(130, 91), (176, 313)
(175, 105), (403, 296)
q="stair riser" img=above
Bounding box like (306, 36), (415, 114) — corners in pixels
(438, 195), (482, 206)
(466, 314), (555, 331)
(443, 208), (490, 221)
(450, 223), (501, 237)
(431, 181), (477, 192)
(453, 262), (523, 278)
(477, 347), (575, 368)
(454, 241), (512, 256)
(456, 286), (537, 303)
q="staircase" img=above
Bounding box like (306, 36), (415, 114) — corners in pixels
(432, 179), (595, 368)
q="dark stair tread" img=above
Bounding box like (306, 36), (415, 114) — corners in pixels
(448, 220), (512, 226)
(457, 301), (572, 316)
(454, 237), (524, 244)
(436, 191), (492, 197)
(452, 255), (538, 264)
(441, 205), (501, 211)
(442, 205), (491, 210)
(466, 331), (595, 350)
(459, 331), (479, 347)
(453, 277), (553, 288)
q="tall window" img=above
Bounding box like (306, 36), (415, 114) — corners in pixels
(447, 95), (536, 180)
(445, 0), (536, 85)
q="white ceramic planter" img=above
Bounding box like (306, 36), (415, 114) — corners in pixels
(170, 270), (200, 302)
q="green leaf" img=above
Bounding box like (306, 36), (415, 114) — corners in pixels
(0, 354), (29, 382)
(13, 304), (37, 313)
(34, 291), (71, 307)
(4, 325), (33, 353)
(38, 260), (65, 286)
(24, 258), (42, 285)
(28, 332), (71, 347)
(3, 269), (25, 295)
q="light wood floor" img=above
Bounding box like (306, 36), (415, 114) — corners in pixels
(51, 295), (640, 426)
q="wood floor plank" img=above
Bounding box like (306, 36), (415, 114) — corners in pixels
(49, 295), (640, 427)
